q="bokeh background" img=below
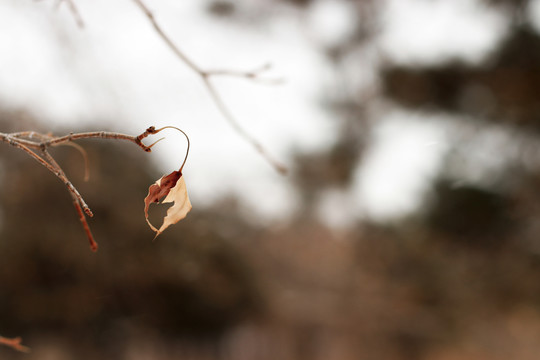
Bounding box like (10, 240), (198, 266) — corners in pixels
(2, 0), (540, 359)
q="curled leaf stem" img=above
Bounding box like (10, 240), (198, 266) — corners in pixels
(153, 126), (190, 172)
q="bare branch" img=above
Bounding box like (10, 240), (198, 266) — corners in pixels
(131, 0), (201, 74)
(203, 78), (288, 175)
(0, 336), (30, 353)
(0, 134), (94, 216)
(131, 0), (287, 174)
(0, 127), (162, 251)
(204, 63), (286, 85)
(44, 130), (152, 149)
(41, 148), (98, 251)
(56, 0), (85, 28)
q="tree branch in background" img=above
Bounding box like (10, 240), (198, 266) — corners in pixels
(39, 0), (286, 173)
(0, 126), (167, 252)
(0, 336), (30, 353)
(55, 0), (84, 28)
(132, 0), (288, 175)
(36, 0), (85, 27)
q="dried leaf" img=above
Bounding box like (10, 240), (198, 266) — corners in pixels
(144, 170), (192, 238)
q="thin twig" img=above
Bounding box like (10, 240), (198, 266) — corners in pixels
(10, 131), (51, 140)
(132, 0), (201, 74)
(0, 133), (94, 216)
(131, 0), (287, 174)
(56, 0), (85, 28)
(11, 132), (90, 180)
(202, 78), (288, 174)
(0, 336), (30, 353)
(57, 141), (90, 181)
(41, 148), (98, 251)
(44, 131), (151, 148)
(205, 63), (286, 85)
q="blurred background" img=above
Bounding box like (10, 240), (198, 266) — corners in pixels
(2, 0), (540, 359)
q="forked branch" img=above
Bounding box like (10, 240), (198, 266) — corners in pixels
(0, 126), (168, 252)
(131, 0), (287, 174)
